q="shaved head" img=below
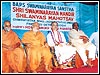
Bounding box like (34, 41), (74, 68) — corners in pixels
(32, 22), (40, 32)
(4, 20), (11, 32)
(32, 22), (40, 28)
(4, 20), (11, 27)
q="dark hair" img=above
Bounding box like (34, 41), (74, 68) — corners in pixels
(51, 21), (58, 26)
(72, 22), (79, 29)
(4, 20), (11, 24)
(4, 20), (11, 26)
(3, 20), (11, 29)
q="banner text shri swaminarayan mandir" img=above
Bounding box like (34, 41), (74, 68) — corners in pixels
(11, 2), (76, 31)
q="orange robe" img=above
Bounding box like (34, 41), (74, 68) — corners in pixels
(22, 30), (52, 72)
(2, 30), (26, 73)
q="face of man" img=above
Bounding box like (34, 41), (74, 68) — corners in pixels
(4, 21), (11, 32)
(73, 23), (78, 31)
(32, 22), (40, 32)
(51, 22), (58, 31)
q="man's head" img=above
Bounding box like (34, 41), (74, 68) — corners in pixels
(4, 20), (11, 32)
(32, 22), (40, 32)
(51, 21), (58, 31)
(72, 22), (79, 31)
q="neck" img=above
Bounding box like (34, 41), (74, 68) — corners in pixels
(74, 29), (78, 31)
(33, 31), (37, 34)
(52, 30), (57, 32)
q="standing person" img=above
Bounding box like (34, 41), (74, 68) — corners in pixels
(2, 20), (26, 73)
(47, 21), (76, 69)
(89, 31), (99, 57)
(68, 22), (96, 67)
(22, 22), (52, 73)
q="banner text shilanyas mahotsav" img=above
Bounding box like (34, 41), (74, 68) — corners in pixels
(11, 2), (76, 31)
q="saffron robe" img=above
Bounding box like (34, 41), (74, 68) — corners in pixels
(22, 30), (52, 72)
(2, 30), (26, 73)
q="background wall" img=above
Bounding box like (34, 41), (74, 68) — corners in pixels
(2, 2), (98, 42)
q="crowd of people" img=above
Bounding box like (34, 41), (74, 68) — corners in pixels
(2, 21), (98, 73)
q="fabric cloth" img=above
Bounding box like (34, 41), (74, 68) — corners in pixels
(89, 31), (99, 56)
(47, 31), (76, 65)
(22, 30), (52, 72)
(2, 30), (26, 73)
(47, 31), (66, 47)
(68, 29), (96, 65)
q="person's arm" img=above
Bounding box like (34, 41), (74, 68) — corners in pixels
(2, 43), (20, 50)
(2, 44), (9, 49)
(79, 30), (89, 43)
(82, 36), (89, 44)
(79, 30), (89, 39)
(40, 32), (47, 46)
(44, 42), (49, 48)
(9, 42), (21, 50)
(2, 33), (21, 50)
(12, 42), (20, 49)
(22, 32), (32, 47)
(11, 32), (21, 49)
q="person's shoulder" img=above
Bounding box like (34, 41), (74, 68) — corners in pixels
(71, 29), (75, 31)
(23, 30), (31, 35)
(10, 30), (19, 36)
(79, 29), (82, 31)
(10, 30), (16, 34)
(69, 29), (75, 32)
(38, 31), (45, 36)
(46, 31), (52, 37)
(38, 31), (43, 34)
(47, 31), (51, 34)
(94, 31), (98, 34)
(92, 32), (98, 35)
